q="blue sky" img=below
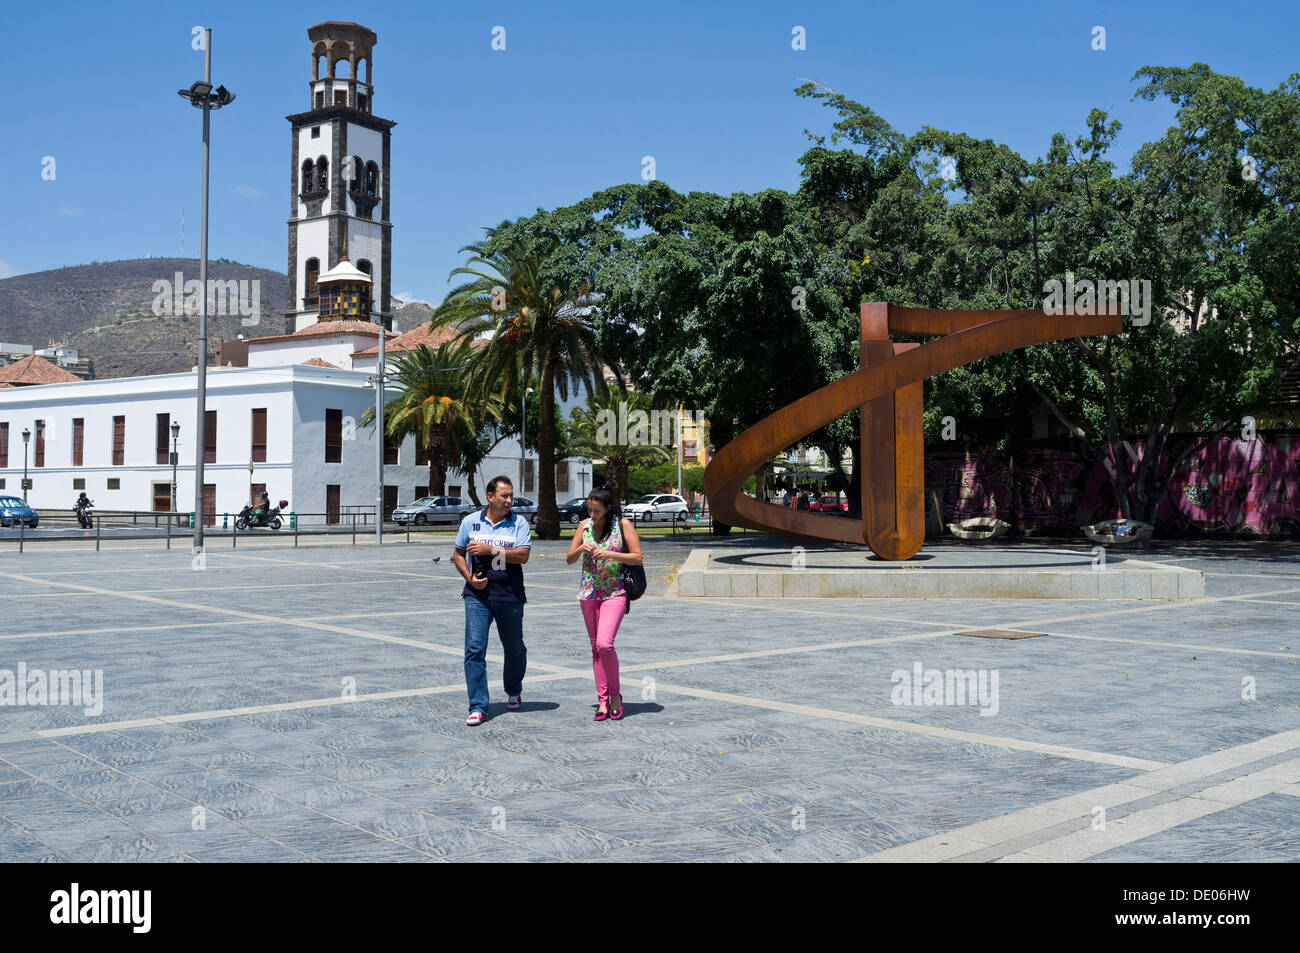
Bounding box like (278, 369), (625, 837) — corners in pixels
(2, 0), (1295, 304)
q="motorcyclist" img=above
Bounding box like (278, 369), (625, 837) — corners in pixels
(251, 489), (271, 525)
(75, 491), (91, 510)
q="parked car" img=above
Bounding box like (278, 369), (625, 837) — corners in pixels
(623, 493), (689, 522)
(511, 497), (538, 522)
(557, 497), (590, 524)
(391, 496), (468, 525)
(0, 497), (39, 529)
(810, 494), (849, 514)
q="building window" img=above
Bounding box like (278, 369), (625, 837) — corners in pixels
(310, 125), (320, 139)
(334, 89), (347, 107)
(326, 484), (340, 524)
(156, 412), (170, 465)
(349, 156), (362, 193)
(301, 159), (314, 193)
(316, 156), (328, 193)
(204, 410), (217, 464)
(305, 258), (320, 308)
(524, 459), (535, 494)
(250, 483), (266, 509)
(112, 416), (125, 466)
(357, 94), (368, 113)
(107, 478), (121, 490)
(357, 259), (372, 279)
(365, 161), (378, 197)
(383, 429), (399, 466)
(0, 422), (7, 468)
(315, 90), (324, 109)
(448, 485), (461, 499)
(34, 420), (45, 467)
(0, 479), (5, 489)
(73, 478), (85, 491)
(556, 461), (569, 493)
(414, 485), (428, 500)
(251, 408), (267, 462)
(325, 409), (342, 462)
(73, 418), (84, 466)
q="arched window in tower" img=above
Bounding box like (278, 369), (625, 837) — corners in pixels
(304, 258), (320, 309)
(348, 156), (362, 193)
(365, 162), (379, 197)
(357, 259), (372, 277)
(316, 157), (329, 192)
(301, 159), (315, 194)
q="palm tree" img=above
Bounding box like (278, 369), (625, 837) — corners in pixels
(567, 386), (675, 502)
(361, 341), (496, 495)
(432, 228), (619, 537)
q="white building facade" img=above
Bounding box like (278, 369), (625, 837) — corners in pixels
(0, 364), (426, 523)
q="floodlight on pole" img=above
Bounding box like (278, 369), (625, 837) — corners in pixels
(177, 28), (234, 549)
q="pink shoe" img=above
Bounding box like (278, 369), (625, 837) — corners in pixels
(609, 694), (623, 720)
(593, 706), (608, 721)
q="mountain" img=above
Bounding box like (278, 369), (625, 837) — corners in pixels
(0, 258), (290, 379)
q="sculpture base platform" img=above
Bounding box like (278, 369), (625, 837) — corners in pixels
(675, 545), (1204, 599)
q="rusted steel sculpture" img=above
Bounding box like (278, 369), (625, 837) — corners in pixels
(703, 302), (1122, 560)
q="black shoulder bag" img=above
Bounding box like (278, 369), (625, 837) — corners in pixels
(618, 516), (647, 602)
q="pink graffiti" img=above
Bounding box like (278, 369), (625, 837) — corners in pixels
(926, 436), (1300, 534)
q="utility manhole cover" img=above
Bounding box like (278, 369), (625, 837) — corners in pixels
(957, 629), (1047, 640)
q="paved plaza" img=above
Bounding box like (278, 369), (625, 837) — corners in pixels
(0, 533), (1297, 862)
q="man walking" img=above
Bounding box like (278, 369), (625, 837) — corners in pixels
(453, 476), (531, 726)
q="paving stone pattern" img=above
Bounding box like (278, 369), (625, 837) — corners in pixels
(0, 535), (1296, 862)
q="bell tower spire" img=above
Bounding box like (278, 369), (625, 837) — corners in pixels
(286, 21), (395, 332)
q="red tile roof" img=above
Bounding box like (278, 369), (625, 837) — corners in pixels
(250, 319), (397, 346)
(301, 357), (340, 368)
(352, 322), (481, 356)
(0, 354), (82, 386)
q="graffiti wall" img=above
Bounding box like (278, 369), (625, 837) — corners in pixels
(926, 435), (1300, 535)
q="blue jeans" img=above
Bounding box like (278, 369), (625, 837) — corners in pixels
(463, 596), (527, 714)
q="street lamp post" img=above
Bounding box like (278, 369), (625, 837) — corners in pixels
(578, 460), (589, 498)
(177, 27), (235, 550)
(21, 427), (30, 502)
(170, 421), (181, 519)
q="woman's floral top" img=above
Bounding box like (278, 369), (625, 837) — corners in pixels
(578, 515), (627, 600)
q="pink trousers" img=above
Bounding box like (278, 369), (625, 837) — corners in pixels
(580, 595), (626, 706)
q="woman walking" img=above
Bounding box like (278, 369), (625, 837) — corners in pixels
(565, 487), (643, 721)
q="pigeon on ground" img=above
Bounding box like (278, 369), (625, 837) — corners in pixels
(431, 556), (441, 563)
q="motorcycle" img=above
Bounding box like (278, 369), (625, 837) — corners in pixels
(236, 499), (287, 531)
(74, 498), (95, 529)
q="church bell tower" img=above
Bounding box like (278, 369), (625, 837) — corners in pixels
(286, 22), (395, 332)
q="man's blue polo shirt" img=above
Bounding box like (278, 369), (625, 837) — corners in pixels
(454, 507), (531, 603)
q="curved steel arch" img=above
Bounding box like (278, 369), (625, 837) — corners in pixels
(703, 302), (1122, 560)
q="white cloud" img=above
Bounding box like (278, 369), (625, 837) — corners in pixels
(0, 260), (18, 279)
(234, 185), (262, 198)
(56, 206), (78, 216)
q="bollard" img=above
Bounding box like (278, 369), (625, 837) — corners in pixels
(290, 511), (296, 530)
(352, 512), (356, 546)
(96, 514), (101, 552)
(18, 518), (23, 554)
(294, 515), (299, 548)
(232, 519), (237, 549)
(167, 513), (172, 550)
(223, 513), (228, 530)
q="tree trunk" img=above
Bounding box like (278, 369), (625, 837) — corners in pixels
(535, 359), (560, 538)
(428, 425), (450, 496)
(604, 458), (628, 502)
(708, 418), (734, 536)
